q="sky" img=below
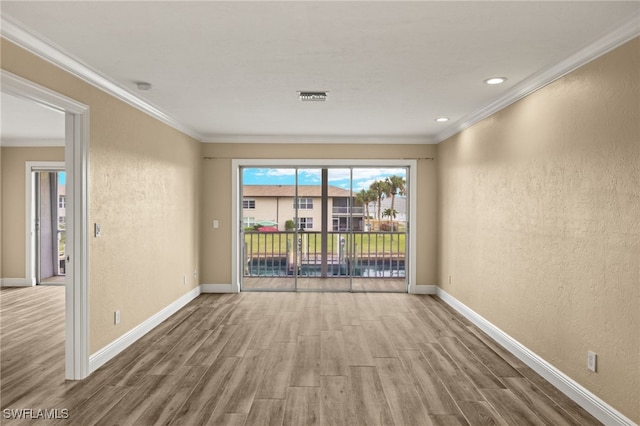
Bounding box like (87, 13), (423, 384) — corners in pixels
(242, 167), (406, 192)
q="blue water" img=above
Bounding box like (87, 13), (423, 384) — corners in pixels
(245, 259), (405, 278)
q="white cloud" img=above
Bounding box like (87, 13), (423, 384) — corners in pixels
(300, 169), (321, 179)
(248, 167), (405, 188)
(354, 178), (379, 191)
(266, 168), (296, 177)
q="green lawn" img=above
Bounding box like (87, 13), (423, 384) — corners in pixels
(244, 232), (406, 256)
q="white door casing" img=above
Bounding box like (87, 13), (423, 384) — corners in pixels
(2, 70), (90, 380)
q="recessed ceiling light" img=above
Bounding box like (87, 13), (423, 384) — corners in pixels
(298, 91), (328, 102)
(484, 77), (507, 85)
(435, 117), (449, 122)
(136, 82), (152, 91)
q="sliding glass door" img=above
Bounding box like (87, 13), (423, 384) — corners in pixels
(294, 168), (352, 291)
(240, 165), (408, 292)
(34, 170), (66, 285)
(241, 167), (297, 291)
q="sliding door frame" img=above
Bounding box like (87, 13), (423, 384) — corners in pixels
(26, 164), (66, 285)
(231, 159), (417, 293)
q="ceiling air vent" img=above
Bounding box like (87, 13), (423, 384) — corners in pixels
(298, 91), (328, 102)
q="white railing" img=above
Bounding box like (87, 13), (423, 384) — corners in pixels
(332, 206), (364, 215)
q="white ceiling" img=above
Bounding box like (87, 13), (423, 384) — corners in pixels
(1, 1), (639, 144)
(0, 91), (65, 146)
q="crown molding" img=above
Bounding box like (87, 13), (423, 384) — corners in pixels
(3, 10), (637, 147)
(434, 10), (640, 144)
(202, 134), (435, 144)
(0, 15), (204, 142)
(0, 138), (65, 147)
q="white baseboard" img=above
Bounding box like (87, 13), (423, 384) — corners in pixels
(88, 286), (201, 374)
(81, 282), (635, 425)
(0, 278), (34, 287)
(201, 283), (237, 293)
(436, 288), (636, 426)
(409, 284), (438, 294)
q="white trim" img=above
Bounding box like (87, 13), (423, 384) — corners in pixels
(0, 278), (32, 287)
(407, 163), (417, 292)
(434, 11), (640, 144)
(1, 139), (65, 147)
(204, 134), (434, 145)
(65, 105), (90, 380)
(2, 70), (91, 381)
(88, 287), (202, 373)
(436, 288), (637, 426)
(234, 158), (418, 168)
(231, 161), (241, 293)
(231, 159), (417, 293)
(25, 161), (65, 287)
(201, 284), (237, 293)
(1, 15), (202, 143)
(2, 11), (637, 147)
(1, 70), (88, 115)
(409, 284), (437, 295)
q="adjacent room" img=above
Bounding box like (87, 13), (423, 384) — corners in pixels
(1, 2), (638, 425)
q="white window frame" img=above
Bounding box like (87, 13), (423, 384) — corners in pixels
(243, 217), (256, 228)
(294, 217), (313, 230)
(231, 159), (417, 293)
(243, 198), (255, 209)
(294, 197), (313, 209)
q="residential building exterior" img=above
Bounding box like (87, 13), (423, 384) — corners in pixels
(242, 184), (408, 232)
(242, 185), (365, 231)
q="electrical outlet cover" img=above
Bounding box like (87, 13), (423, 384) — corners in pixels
(587, 351), (597, 372)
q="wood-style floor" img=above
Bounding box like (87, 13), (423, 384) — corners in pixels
(242, 277), (407, 292)
(0, 286), (601, 426)
(40, 276), (66, 285)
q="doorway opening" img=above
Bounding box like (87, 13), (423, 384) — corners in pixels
(3, 70), (90, 379)
(239, 164), (411, 292)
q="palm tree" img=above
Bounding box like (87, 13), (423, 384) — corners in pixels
(370, 180), (391, 226)
(382, 208), (397, 222)
(385, 175), (406, 228)
(355, 188), (376, 230)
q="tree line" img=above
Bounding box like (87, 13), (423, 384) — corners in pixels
(355, 175), (406, 229)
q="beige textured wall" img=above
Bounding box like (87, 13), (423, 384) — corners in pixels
(0, 147), (2, 277)
(1, 39), (202, 353)
(437, 38), (640, 422)
(201, 144), (437, 286)
(0, 147), (65, 278)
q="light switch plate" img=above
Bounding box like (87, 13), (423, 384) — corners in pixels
(95, 223), (101, 237)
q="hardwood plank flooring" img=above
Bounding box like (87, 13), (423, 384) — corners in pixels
(245, 399), (285, 426)
(320, 376), (348, 426)
(1, 286), (602, 425)
(283, 387), (320, 426)
(242, 277), (406, 292)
